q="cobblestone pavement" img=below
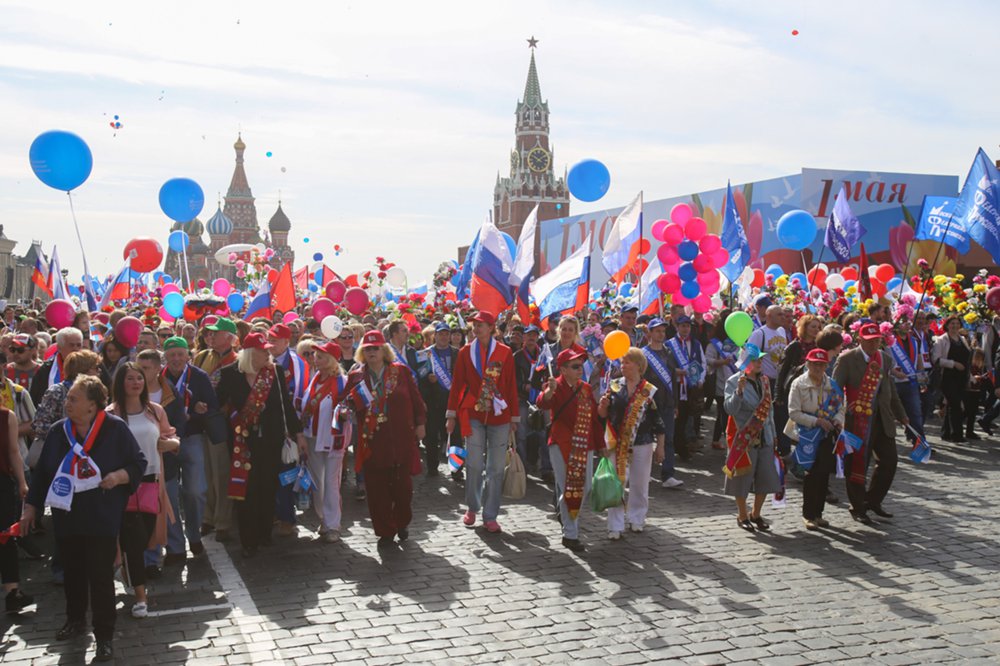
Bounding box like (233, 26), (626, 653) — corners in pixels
(3, 416), (1000, 665)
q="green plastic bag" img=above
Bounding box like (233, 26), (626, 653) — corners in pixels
(589, 456), (624, 512)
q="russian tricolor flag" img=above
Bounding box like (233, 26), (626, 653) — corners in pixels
(602, 192), (643, 284)
(531, 234), (591, 324)
(98, 264), (131, 310)
(469, 219), (514, 315)
(244, 279), (271, 321)
(635, 260), (663, 316)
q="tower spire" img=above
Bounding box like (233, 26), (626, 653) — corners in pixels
(522, 49), (542, 107)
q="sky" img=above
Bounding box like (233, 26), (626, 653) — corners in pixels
(0, 0), (997, 287)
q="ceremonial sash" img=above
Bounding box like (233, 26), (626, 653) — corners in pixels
(642, 347), (673, 392)
(564, 385), (592, 520)
(470, 338), (507, 416)
(46, 411), (106, 511)
(604, 379), (656, 485)
(429, 347), (453, 391)
(889, 341), (917, 383)
(667, 336), (703, 400)
(844, 355), (882, 485)
(391, 344), (415, 377)
(227, 366), (275, 500)
(793, 378), (843, 471)
(350, 365), (398, 472)
(723, 375), (771, 479)
(710, 338), (738, 374)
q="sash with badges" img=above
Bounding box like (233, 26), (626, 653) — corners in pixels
(889, 341), (917, 384)
(471, 338), (507, 415)
(642, 347), (672, 393)
(428, 347), (453, 391)
(667, 336), (703, 401)
(710, 338), (738, 374)
(46, 411), (106, 512)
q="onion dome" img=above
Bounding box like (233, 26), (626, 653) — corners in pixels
(234, 133), (246, 151)
(206, 205), (233, 236)
(268, 203), (290, 232)
(182, 218), (204, 237)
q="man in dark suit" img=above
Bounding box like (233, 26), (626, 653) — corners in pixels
(833, 322), (908, 524)
(419, 323), (459, 477)
(386, 320), (420, 377)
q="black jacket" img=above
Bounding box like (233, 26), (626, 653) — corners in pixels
(30, 356), (111, 408)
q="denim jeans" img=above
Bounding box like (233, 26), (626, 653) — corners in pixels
(895, 380), (924, 443)
(517, 401), (550, 472)
(657, 403), (676, 481)
(548, 446), (593, 539)
(465, 420), (511, 521)
(166, 434), (208, 554)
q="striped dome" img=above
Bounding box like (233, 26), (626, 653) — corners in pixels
(206, 206), (233, 236)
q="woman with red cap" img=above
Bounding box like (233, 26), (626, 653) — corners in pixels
(786, 348), (845, 530)
(345, 330), (426, 550)
(302, 341), (350, 543)
(538, 347), (603, 552)
(215, 332), (307, 558)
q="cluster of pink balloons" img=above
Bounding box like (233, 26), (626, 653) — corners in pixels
(652, 203), (729, 313)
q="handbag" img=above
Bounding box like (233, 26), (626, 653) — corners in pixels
(126, 481), (160, 514)
(502, 431), (526, 500)
(26, 437), (44, 469)
(277, 379), (299, 465)
(526, 404), (546, 430)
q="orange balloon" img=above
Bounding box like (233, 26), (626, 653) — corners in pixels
(875, 263), (895, 283)
(603, 330), (630, 361)
(841, 267), (858, 280)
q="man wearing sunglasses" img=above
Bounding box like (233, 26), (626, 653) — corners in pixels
(5, 334), (40, 391)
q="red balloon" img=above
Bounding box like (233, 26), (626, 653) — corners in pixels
(699, 234), (721, 254)
(692, 254), (713, 273)
(751, 269), (765, 287)
(841, 266), (858, 281)
(987, 286), (1000, 311)
(692, 294), (712, 313)
(684, 217), (707, 242)
(651, 219), (670, 242)
(344, 287), (370, 316)
(662, 223), (685, 246)
(658, 273), (681, 294)
(123, 237), (163, 273)
(871, 278), (886, 298)
(710, 248), (730, 269)
(657, 244), (679, 266)
(344, 274), (359, 288)
(325, 280), (347, 303)
(637, 238), (651, 255)
(311, 297), (336, 321)
(875, 263), (895, 283)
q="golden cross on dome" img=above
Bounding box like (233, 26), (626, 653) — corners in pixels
(527, 36), (538, 49)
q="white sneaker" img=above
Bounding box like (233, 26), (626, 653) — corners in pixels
(607, 531), (622, 541)
(662, 477), (684, 489)
(131, 602), (148, 619)
(628, 524), (644, 533)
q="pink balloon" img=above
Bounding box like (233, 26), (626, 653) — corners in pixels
(45, 299), (76, 329)
(651, 219), (670, 242)
(325, 280), (347, 303)
(699, 234), (721, 254)
(692, 254), (713, 273)
(692, 294), (712, 313)
(658, 273), (681, 294)
(657, 244), (679, 266)
(672, 293), (691, 306)
(94, 312), (110, 325)
(685, 217), (707, 242)
(283, 311), (299, 324)
(663, 223), (685, 246)
(161, 283), (180, 296)
(114, 316), (142, 348)
(212, 278), (231, 297)
(344, 287), (370, 316)
(158, 306), (175, 323)
(711, 248), (730, 269)
(670, 203), (694, 226)
(311, 297), (336, 322)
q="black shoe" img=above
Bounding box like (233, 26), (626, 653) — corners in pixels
(851, 511), (873, 525)
(426, 466), (439, 477)
(541, 471), (555, 485)
(978, 418), (994, 436)
(825, 493), (840, 505)
(144, 565), (162, 580)
(189, 541), (205, 557)
(200, 523), (214, 537)
(5, 589), (34, 614)
(56, 620), (86, 641)
(562, 538), (586, 553)
(737, 517), (756, 532)
(163, 552), (186, 567)
(750, 514), (771, 532)
(214, 529), (231, 543)
(397, 528), (409, 542)
(450, 470), (464, 482)
(967, 431), (982, 441)
(377, 536), (396, 551)
(870, 505), (894, 518)
(16, 536), (44, 560)
(93, 640), (114, 662)
(241, 546), (258, 558)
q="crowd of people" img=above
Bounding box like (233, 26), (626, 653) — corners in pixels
(0, 282), (994, 660)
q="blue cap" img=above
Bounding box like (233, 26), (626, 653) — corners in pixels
(647, 317), (668, 330)
(600, 319), (618, 329)
(753, 294), (773, 307)
(738, 343), (766, 370)
(524, 324), (541, 334)
(675, 315), (692, 325)
(434, 322), (450, 332)
(622, 305), (639, 314)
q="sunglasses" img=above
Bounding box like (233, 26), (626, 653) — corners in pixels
(339, 334), (354, 340)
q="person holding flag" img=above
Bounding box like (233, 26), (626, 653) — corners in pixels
(419, 322), (459, 477)
(446, 311), (520, 533)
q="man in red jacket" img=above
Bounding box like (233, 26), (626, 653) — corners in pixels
(446, 311), (520, 533)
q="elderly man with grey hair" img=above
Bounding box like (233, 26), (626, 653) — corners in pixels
(30, 327), (111, 407)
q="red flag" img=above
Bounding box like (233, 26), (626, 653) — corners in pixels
(292, 265), (310, 291)
(857, 242), (873, 302)
(271, 262), (297, 315)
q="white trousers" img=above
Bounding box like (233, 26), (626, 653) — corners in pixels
(606, 443), (653, 532)
(305, 437), (346, 531)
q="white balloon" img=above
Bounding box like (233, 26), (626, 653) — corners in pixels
(868, 266), (879, 278)
(385, 266), (407, 288)
(320, 315), (344, 339)
(826, 273), (846, 291)
(817, 263), (829, 273)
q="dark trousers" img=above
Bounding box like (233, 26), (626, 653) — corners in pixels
(275, 463), (298, 524)
(0, 475), (18, 584)
(237, 452), (279, 548)
(964, 390), (983, 435)
(674, 399), (695, 459)
(802, 433), (835, 519)
(941, 382), (965, 438)
(364, 464), (412, 537)
(423, 409), (460, 470)
(60, 535), (117, 641)
(119, 510), (156, 588)
(845, 424), (897, 513)
(710, 398), (727, 442)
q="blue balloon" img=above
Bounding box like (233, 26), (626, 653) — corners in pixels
(843, 279), (856, 290)
(29, 130), (93, 191)
(678, 262), (697, 282)
(790, 272), (808, 286)
(161, 275), (173, 284)
(567, 159), (611, 202)
(159, 178), (205, 223)
(776, 209), (818, 251)
(765, 263), (784, 279)
(618, 283), (633, 298)
(886, 277), (902, 292)
(681, 280), (701, 299)
(163, 292), (184, 318)
(500, 232), (517, 260)
(168, 230), (190, 253)
(226, 292), (244, 312)
(152, 271), (163, 281)
(308, 284), (319, 292)
(313, 252), (323, 262)
(678, 240), (699, 261)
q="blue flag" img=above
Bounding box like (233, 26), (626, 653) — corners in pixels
(824, 186), (865, 264)
(915, 195), (968, 253)
(454, 227), (482, 300)
(956, 148), (1000, 264)
(720, 181), (750, 282)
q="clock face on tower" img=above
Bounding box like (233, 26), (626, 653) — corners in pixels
(527, 147), (550, 173)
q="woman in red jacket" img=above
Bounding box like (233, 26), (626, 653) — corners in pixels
(537, 348), (603, 553)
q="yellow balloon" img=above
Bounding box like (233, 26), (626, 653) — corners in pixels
(603, 330), (630, 361)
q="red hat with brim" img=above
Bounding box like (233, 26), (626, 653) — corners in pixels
(556, 348), (587, 367)
(360, 330), (386, 349)
(805, 348), (830, 364)
(268, 323), (292, 340)
(470, 311), (496, 327)
(243, 331), (273, 350)
(858, 323), (881, 340)
(313, 340), (343, 360)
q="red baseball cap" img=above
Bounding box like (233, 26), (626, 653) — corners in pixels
(469, 311), (496, 327)
(267, 323), (292, 340)
(858, 323), (881, 340)
(360, 330), (386, 349)
(312, 340), (343, 360)
(805, 348), (830, 364)
(242, 332), (273, 350)
(556, 348), (587, 367)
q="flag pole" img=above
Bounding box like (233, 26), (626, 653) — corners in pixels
(636, 191), (644, 311)
(66, 192), (94, 309)
(895, 233), (919, 300)
(807, 243), (826, 295)
(913, 214), (956, 317)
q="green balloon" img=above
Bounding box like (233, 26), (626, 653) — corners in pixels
(725, 311), (753, 347)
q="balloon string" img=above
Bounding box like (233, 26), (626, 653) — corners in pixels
(67, 191), (94, 306)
